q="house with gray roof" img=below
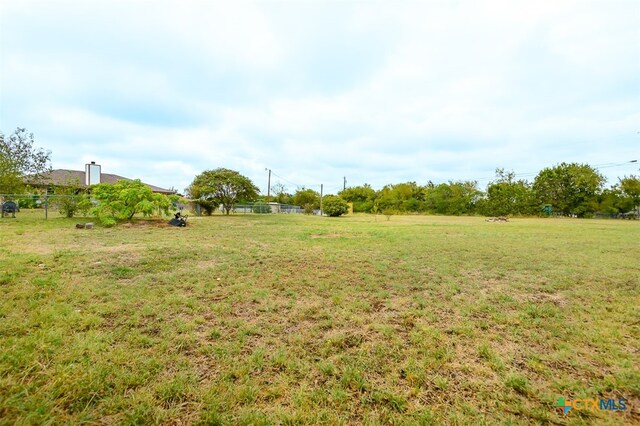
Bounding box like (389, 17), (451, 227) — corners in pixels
(28, 162), (175, 194)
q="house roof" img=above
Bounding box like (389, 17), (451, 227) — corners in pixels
(30, 169), (175, 194)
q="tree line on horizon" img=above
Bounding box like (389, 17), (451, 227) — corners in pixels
(2, 127), (639, 219)
(266, 165), (639, 218)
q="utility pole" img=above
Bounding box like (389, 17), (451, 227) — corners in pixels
(265, 168), (271, 202)
(320, 184), (323, 216)
(343, 176), (346, 191)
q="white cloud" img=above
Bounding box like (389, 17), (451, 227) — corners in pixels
(1, 0), (638, 194)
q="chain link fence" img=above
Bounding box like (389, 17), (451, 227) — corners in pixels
(1, 193), (61, 219)
(1, 195), (309, 220)
(232, 203), (304, 214)
(191, 202), (307, 215)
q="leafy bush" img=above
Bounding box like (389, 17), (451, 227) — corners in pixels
(322, 196), (349, 217)
(18, 195), (40, 209)
(352, 200), (373, 213)
(54, 193), (91, 218)
(294, 189), (320, 209)
(196, 200), (217, 216)
(99, 216), (117, 227)
(51, 179), (91, 218)
(90, 179), (175, 225)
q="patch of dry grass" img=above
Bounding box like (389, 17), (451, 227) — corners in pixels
(0, 211), (638, 424)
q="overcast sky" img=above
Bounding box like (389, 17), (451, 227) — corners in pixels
(1, 0), (639, 195)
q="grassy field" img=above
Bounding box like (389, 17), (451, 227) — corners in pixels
(0, 211), (638, 425)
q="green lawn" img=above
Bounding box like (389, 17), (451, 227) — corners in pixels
(0, 212), (638, 425)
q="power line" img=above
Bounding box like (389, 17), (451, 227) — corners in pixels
(474, 159), (638, 183)
(269, 170), (306, 189)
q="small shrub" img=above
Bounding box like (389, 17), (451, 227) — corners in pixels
(196, 200), (217, 216)
(18, 196), (40, 209)
(322, 196), (349, 217)
(50, 179), (92, 218)
(383, 209), (397, 221)
(54, 193), (92, 218)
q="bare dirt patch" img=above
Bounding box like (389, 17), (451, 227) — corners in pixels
(526, 292), (568, 307)
(122, 219), (172, 229)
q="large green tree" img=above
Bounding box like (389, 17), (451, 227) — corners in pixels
(339, 184), (376, 212)
(376, 182), (426, 212)
(293, 188), (320, 213)
(0, 128), (51, 195)
(187, 168), (259, 215)
(480, 169), (536, 216)
(424, 181), (480, 215)
(596, 187), (631, 216)
(533, 163), (604, 217)
(619, 175), (640, 215)
(271, 182), (293, 204)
